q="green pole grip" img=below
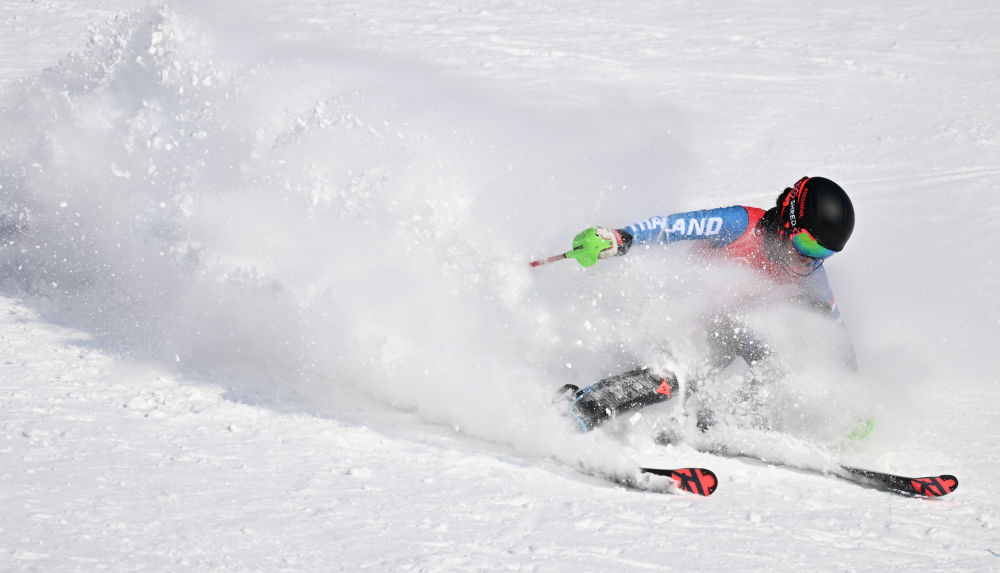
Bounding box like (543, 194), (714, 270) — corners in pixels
(566, 227), (612, 267)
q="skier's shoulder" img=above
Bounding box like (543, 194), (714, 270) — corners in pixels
(742, 205), (766, 220)
(679, 204), (753, 220)
(690, 204), (766, 232)
(692, 205), (762, 246)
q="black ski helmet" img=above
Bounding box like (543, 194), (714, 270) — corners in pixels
(778, 176), (855, 252)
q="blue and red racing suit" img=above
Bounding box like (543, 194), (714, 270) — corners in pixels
(623, 205), (843, 324)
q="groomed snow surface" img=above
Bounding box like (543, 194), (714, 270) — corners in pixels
(2, 1), (999, 571)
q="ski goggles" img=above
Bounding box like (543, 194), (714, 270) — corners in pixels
(789, 229), (836, 260)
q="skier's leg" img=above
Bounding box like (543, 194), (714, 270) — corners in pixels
(561, 366), (680, 432)
(696, 314), (786, 431)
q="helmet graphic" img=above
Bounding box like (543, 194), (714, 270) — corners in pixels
(779, 176), (855, 252)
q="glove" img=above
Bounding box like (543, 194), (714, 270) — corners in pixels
(595, 227), (632, 259)
(567, 226), (632, 267)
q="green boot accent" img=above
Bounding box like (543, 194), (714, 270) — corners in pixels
(847, 418), (874, 441)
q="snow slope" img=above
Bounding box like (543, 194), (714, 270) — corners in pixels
(2, 1), (999, 571)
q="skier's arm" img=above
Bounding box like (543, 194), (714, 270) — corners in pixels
(624, 206), (751, 248)
(815, 300), (858, 371)
(800, 268), (858, 371)
(572, 206), (752, 265)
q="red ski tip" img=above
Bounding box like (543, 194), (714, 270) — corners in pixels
(910, 475), (959, 497)
(641, 467), (718, 496)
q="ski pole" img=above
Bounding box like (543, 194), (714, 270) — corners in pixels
(529, 252), (570, 268)
(530, 228), (612, 268)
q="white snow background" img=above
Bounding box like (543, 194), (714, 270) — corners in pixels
(1, 1), (998, 571)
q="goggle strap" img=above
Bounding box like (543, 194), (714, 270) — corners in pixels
(781, 176), (811, 230)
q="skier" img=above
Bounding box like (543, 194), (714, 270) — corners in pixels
(557, 176), (857, 433)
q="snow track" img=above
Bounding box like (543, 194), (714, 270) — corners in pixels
(2, 1), (999, 571)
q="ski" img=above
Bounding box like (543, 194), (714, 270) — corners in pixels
(838, 465), (959, 498)
(603, 462), (957, 498)
(682, 441), (958, 498)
